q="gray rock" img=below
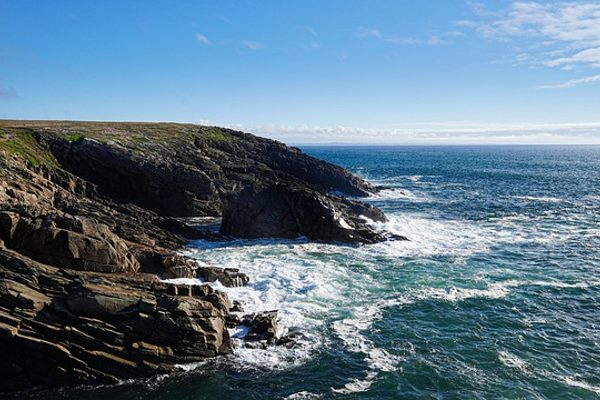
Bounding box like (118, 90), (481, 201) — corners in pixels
(0, 247), (232, 392)
(198, 266), (249, 287)
(241, 310), (278, 343)
(220, 183), (387, 243)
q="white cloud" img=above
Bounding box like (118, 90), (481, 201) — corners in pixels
(357, 27), (382, 39)
(445, 31), (465, 37)
(538, 73), (600, 89)
(195, 33), (211, 45)
(241, 40), (264, 50)
(357, 27), (452, 46)
(224, 121), (600, 145)
(464, 2), (600, 71)
(545, 47), (600, 68)
(384, 36), (420, 45)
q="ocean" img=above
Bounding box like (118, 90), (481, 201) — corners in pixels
(25, 145), (600, 399)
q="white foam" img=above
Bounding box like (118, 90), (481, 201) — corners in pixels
(527, 279), (600, 289)
(521, 316), (548, 326)
(368, 175), (440, 184)
(165, 208), (596, 394)
(165, 212), (498, 377)
(366, 214), (491, 258)
(174, 242), (356, 370)
(336, 216), (354, 230)
(494, 279), (600, 290)
(161, 277), (205, 286)
(512, 195), (563, 203)
(410, 284), (510, 302)
(498, 351), (532, 375)
(329, 281), (510, 393)
(498, 351), (600, 395)
(284, 391), (323, 399)
(560, 376), (600, 395)
(486, 212), (591, 246)
(332, 301), (402, 368)
(174, 360), (210, 372)
(367, 188), (427, 202)
(331, 371), (378, 394)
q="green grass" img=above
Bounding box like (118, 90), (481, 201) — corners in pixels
(0, 128), (58, 169)
(0, 121), (243, 159)
(65, 133), (85, 143)
(203, 128), (233, 142)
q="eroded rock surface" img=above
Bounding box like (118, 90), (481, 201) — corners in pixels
(0, 120), (390, 392)
(0, 247), (232, 391)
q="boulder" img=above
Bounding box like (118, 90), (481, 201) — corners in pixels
(220, 183), (387, 244)
(230, 300), (244, 313)
(241, 310), (278, 343)
(198, 266), (249, 287)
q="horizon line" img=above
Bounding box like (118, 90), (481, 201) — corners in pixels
(3, 118), (600, 146)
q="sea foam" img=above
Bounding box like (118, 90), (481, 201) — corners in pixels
(165, 203), (595, 395)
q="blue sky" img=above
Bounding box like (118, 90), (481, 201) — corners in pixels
(1, 0), (600, 144)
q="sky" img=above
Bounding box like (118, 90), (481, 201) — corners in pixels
(1, 0), (600, 144)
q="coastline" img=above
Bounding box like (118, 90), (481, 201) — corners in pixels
(0, 120), (390, 392)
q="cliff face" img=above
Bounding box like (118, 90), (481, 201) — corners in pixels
(28, 121), (376, 217)
(0, 120), (388, 391)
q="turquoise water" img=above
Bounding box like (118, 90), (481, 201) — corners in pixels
(21, 146), (600, 399)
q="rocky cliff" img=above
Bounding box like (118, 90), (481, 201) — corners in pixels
(0, 120), (389, 391)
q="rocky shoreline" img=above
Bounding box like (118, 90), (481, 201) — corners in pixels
(0, 120), (396, 392)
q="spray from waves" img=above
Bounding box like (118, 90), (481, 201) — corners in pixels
(161, 213), (494, 382)
(165, 245), (353, 370)
(365, 213), (491, 259)
(159, 206), (600, 396)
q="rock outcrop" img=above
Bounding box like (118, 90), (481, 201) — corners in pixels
(220, 183), (388, 243)
(0, 120), (390, 392)
(0, 247), (232, 391)
(29, 122), (377, 218)
(242, 311), (278, 343)
(0, 211), (140, 273)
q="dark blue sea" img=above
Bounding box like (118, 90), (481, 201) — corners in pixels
(27, 146), (600, 399)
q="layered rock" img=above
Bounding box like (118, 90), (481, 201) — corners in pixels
(0, 211), (140, 273)
(0, 247), (232, 391)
